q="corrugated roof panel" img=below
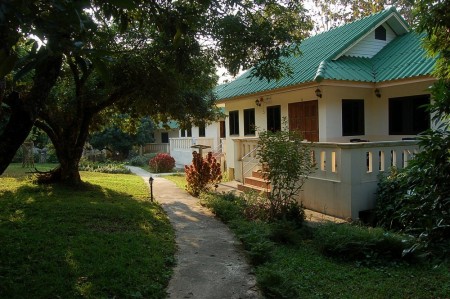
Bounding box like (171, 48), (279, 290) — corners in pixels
(215, 8), (435, 100)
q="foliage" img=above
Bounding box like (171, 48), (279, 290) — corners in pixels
(90, 117), (155, 160)
(374, 0), (450, 259)
(0, 171), (175, 298)
(0, 0), (313, 177)
(375, 134), (450, 258)
(78, 160), (131, 174)
(149, 153), (175, 173)
(127, 155), (150, 167)
(201, 192), (450, 299)
(309, 0), (414, 32)
(185, 151), (222, 197)
(257, 120), (314, 222)
(315, 223), (415, 264)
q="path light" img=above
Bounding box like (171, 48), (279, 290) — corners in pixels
(149, 176), (154, 202)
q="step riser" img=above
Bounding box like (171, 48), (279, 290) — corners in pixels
(244, 177), (270, 189)
(237, 184), (270, 196)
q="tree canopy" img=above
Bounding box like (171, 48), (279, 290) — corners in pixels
(0, 0), (313, 181)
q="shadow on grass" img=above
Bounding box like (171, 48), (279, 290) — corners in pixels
(0, 181), (175, 298)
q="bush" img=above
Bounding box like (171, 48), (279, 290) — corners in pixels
(128, 155), (149, 166)
(185, 151), (222, 197)
(315, 223), (415, 264)
(78, 161), (131, 174)
(149, 153), (175, 173)
(256, 119), (314, 223)
(375, 129), (450, 258)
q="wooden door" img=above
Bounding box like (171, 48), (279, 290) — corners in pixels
(288, 100), (319, 142)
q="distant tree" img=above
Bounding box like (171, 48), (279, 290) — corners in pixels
(89, 116), (155, 160)
(309, 0), (414, 32)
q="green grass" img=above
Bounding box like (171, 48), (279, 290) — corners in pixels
(2, 163), (59, 178)
(163, 173), (187, 190)
(0, 165), (176, 298)
(201, 192), (450, 299)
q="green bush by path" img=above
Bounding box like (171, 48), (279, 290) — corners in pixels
(0, 171), (175, 298)
(201, 192), (450, 299)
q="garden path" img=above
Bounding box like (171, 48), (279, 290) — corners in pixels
(126, 166), (260, 299)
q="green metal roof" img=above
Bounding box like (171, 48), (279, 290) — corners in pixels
(216, 7), (436, 100)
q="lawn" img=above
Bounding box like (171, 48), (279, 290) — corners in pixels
(200, 192), (450, 299)
(0, 164), (176, 298)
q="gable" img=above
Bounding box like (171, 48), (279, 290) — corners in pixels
(343, 24), (397, 58)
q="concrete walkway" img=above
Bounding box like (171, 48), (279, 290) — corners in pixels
(126, 166), (260, 299)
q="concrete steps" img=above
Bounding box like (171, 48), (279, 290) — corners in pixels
(237, 171), (271, 195)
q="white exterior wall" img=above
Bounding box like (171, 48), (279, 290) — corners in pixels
(344, 24), (396, 58)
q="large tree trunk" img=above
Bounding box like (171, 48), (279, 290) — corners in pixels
(0, 54), (62, 174)
(35, 110), (93, 185)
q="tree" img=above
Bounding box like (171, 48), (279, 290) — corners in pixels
(90, 116), (155, 160)
(375, 0), (450, 257)
(309, 0), (414, 32)
(1, 0), (313, 183)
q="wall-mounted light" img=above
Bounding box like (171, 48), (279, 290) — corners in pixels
(256, 96), (271, 107)
(315, 88), (322, 98)
(374, 88), (381, 98)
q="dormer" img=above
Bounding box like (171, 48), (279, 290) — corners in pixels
(335, 10), (410, 59)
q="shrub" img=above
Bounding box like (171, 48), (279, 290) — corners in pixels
(185, 151), (222, 197)
(257, 119), (314, 223)
(149, 153), (175, 173)
(78, 161), (131, 174)
(375, 129), (450, 258)
(315, 223), (415, 264)
(128, 155), (148, 166)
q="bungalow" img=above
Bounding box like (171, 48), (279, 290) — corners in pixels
(214, 7), (437, 220)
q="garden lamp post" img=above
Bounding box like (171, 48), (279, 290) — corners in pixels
(149, 176), (154, 202)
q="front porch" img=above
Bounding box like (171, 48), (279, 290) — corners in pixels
(232, 138), (420, 220)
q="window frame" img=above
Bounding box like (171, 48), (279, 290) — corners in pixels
(244, 108), (256, 136)
(267, 105), (281, 132)
(229, 110), (239, 136)
(342, 99), (365, 136)
(389, 95), (430, 135)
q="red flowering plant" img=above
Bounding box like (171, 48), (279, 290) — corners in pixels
(149, 153), (175, 173)
(185, 151), (222, 197)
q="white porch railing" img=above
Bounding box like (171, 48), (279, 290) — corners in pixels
(142, 143), (170, 154)
(234, 138), (420, 219)
(170, 137), (217, 166)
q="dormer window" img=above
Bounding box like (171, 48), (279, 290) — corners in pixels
(375, 25), (386, 41)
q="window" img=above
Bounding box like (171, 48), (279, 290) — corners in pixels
(180, 130), (186, 137)
(267, 105), (281, 132)
(244, 108), (255, 135)
(342, 99), (365, 136)
(389, 95), (430, 135)
(219, 121), (226, 138)
(199, 125), (206, 137)
(187, 127), (192, 137)
(229, 110), (239, 135)
(161, 132), (169, 143)
(375, 25), (386, 41)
